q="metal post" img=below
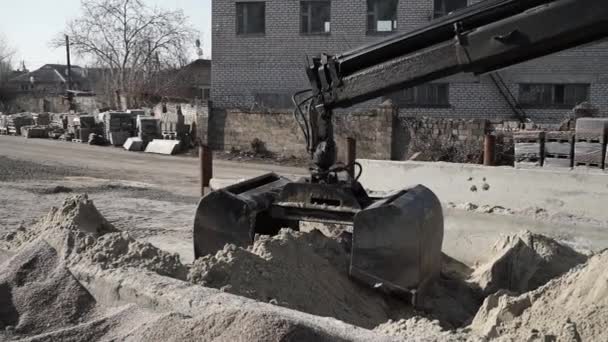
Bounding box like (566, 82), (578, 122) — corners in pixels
(484, 134), (496, 166)
(346, 137), (357, 178)
(200, 144), (212, 196)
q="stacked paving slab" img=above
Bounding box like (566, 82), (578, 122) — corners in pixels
(514, 131), (545, 168)
(543, 131), (575, 168)
(101, 112), (137, 146)
(574, 118), (608, 170)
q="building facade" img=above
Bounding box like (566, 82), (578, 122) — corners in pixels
(212, 0), (608, 123)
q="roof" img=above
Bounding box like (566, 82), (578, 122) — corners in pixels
(186, 59), (211, 68)
(9, 64), (87, 84)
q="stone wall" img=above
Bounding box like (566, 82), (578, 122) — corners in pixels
(205, 104), (397, 160)
(393, 116), (490, 162)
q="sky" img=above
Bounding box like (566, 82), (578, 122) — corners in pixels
(0, 0), (211, 70)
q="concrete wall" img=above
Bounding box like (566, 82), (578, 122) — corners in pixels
(357, 159), (608, 222)
(212, 0), (608, 123)
(10, 94), (99, 114)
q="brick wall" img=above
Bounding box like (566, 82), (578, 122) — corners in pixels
(212, 0), (608, 124)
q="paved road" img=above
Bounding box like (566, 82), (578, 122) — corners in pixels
(0, 136), (307, 196)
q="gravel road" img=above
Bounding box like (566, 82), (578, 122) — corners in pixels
(0, 136), (306, 196)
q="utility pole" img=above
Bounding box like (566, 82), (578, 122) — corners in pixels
(65, 35), (73, 90)
(65, 35), (75, 111)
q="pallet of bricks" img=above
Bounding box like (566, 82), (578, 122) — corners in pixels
(514, 131), (544, 168)
(6, 113), (34, 136)
(574, 118), (608, 170)
(0, 114), (7, 135)
(543, 131), (574, 168)
(102, 112), (136, 146)
(72, 115), (98, 143)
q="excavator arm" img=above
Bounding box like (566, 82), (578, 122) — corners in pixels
(195, 0), (608, 302)
(300, 0), (608, 181)
(308, 0), (608, 109)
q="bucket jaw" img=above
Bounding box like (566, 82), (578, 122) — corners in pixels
(350, 185), (444, 299)
(193, 174), (443, 300)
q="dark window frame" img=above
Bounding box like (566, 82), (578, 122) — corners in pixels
(366, 0), (398, 35)
(518, 83), (590, 108)
(433, 0), (468, 19)
(236, 2), (266, 36)
(300, 1), (331, 35)
(391, 83), (450, 108)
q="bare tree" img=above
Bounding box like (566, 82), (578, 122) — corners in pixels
(55, 0), (197, 109)
(0, 35), (15, 85)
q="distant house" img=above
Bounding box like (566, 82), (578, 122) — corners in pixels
(4, 64), (98, 113)
(8, 64), (93, 95)
(148, 59), (211, 102)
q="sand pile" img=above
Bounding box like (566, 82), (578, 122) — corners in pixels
(470, 230), (588, 295)
(71, 232), (187, 280)
(189, 229), (392, 328)
(0, 240), (99, 337)
(1, 194), (117, 251)
(1, 194), (186, 280)
(374, 317), (461, 341)
(471, 250), (608, 341)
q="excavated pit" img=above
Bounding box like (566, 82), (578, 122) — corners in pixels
(0, 194), (605, 341)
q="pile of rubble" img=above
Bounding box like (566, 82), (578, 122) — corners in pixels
(0, 195), (604, 341)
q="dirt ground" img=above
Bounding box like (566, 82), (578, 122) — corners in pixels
(1, 137), (607, 341)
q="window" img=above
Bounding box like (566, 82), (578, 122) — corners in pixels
(202, 88), (211, 101)
(367, 0), (398, 34)
(518, 83), (589, 107)
(391, 83), (450, 107)
(434, 0), (468, 19)
(236, 2), (265, 35)
(301, 1), (331, 34)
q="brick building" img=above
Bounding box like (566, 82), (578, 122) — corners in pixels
(211, 0), (608, 123)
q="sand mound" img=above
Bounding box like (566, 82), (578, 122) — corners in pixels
(1, 194), (187, 280)
(0, 195), (398, 341)
(188, 229), (392, 328)
(0, 240), (99, 337)
(470, 230), (587, 294)
(71, 232), (187, 280)
(374, 317), (459, 341)
(2, 194), (117, 250)
(126, 308), (349, 342)
(471, 250), (608, 341)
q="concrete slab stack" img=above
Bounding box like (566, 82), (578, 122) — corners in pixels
(20, 126), (48, 139)
(123, 137), (145, 151)
(101, 112), (136, 146)
(574, 118), (608, 169)
(144, 139), (181, 155)
(137, 116), (160, 144)
(543, 131), (574, 169)
(514, 131), (545, 168)
(32, 113), (50, 126)
(6, 113), (35, 136)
